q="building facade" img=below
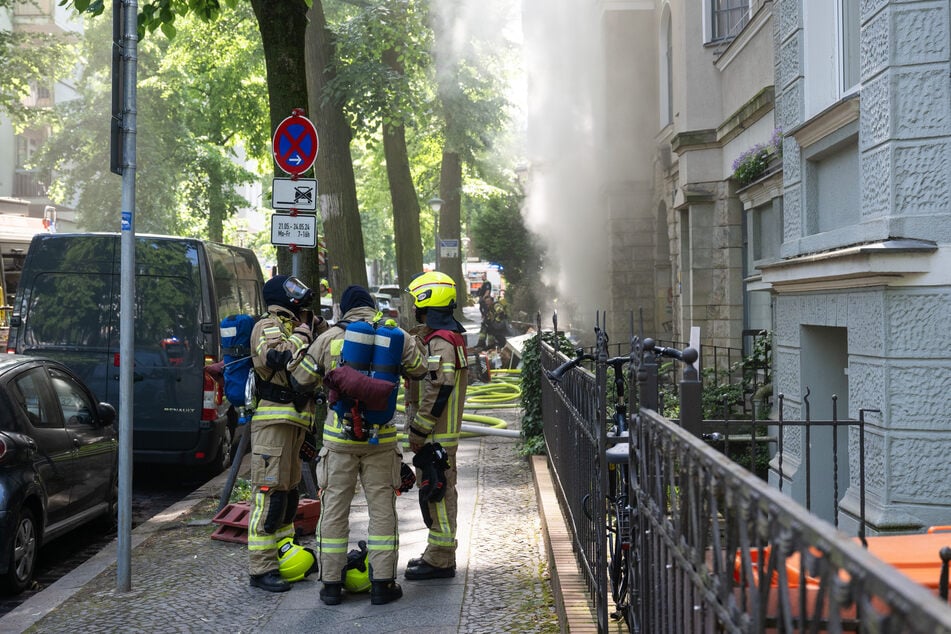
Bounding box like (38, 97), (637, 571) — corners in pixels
(525, 0), (951, 531)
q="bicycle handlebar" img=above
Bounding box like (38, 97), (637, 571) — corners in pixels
(642, 338), (699, 365)
(546, 348), (595, 382)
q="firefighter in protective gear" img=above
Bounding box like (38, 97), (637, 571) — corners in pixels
(403, 271), (468, 581)
(291, 285), (427, 605)
(247, 275), (315, 593)
(475, 295), (511, 351)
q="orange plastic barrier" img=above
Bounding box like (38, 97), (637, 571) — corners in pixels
(734, 527), (951, 595)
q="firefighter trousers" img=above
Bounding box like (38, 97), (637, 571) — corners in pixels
(247, 422), (306, 576)
(419, 445), (458, 569)
(316, 445), (402, 582)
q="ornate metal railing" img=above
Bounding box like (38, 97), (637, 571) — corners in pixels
(631, 406), (951, 633)
(541, 325), (610, 631)
(539, 323), (951, 633)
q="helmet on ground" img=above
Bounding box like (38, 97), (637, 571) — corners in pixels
(263, 275), (313, 311)
(277, 537), (318, 582)
(342, 541), (371, 593)
(406, 271), (456, 310)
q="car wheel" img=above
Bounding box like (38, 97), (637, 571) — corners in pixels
(2, 507), (39, 595)
(205, 426), (233, 478)
(96, 471), (119, 532)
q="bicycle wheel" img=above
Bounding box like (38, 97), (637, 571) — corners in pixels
(606, 464), (632, 625)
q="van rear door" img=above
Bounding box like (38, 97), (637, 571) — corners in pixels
(130, 237), (206, 455)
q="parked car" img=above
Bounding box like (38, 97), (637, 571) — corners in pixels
(0, 354), (118, 594)
(6, 233), (265, 474)
(373, 294), (400, 321)
(375, 284), (403, 313)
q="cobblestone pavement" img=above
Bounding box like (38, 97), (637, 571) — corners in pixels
(12, 405), (561, 634)
(459, 417), (559, 633)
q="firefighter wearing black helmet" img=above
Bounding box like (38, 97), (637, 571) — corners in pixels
(247, 275), (316, 593)
(290, 285), (427, 606)
(403, 271), (468, 581)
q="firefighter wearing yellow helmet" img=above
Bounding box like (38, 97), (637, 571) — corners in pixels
(403, 271), (468, 581)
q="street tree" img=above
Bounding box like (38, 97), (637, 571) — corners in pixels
(37, 7), (264, 238)
(304, 0), (369, 295)
(64, 0), (369, 294)
(430, 0), (511, 312)
(328, 0), (432, 292)
(0, 0), (76, 125)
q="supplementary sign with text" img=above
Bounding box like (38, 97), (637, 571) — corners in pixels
(271, 213), (317, 248)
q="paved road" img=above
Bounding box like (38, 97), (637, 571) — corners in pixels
(0, 465), (210, 618)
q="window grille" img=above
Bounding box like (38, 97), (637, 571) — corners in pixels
(711, 0), (749, 41)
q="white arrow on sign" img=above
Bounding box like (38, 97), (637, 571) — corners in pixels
(272, 178), (318, 211)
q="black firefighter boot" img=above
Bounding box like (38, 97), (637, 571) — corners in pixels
(320, 582), (343, 605)
(370, 579), (403, 605)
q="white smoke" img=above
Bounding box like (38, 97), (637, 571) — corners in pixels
(519, 0), (609, 335)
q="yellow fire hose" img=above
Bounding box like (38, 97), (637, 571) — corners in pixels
(394, 367), (523, 438)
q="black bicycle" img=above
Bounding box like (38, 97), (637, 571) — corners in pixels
(548, 328), (638, 628)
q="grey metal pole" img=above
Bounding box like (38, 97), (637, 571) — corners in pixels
(116, 0), (138, 593)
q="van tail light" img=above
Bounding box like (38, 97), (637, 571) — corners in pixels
(5, 347), (15, 354)
(201, 366), (221, 422)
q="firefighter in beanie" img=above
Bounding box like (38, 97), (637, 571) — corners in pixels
(291, 285), (427, 605)
(247, 275), (316, 592)
(403, 271), (468, 580)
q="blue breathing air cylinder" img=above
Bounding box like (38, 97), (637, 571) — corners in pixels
(334, 320), (376, 421)
(364, 323), (404, 429)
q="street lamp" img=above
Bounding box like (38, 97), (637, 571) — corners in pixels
(428, 198), (443, 269)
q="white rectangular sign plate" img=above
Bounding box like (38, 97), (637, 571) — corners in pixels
(271, 213), (317, 248)
(272, 178), (318, 211)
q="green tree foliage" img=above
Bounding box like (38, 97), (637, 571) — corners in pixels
(0, 31), (75, 125)
(37, 6), (267, 238)
(470, 191), (543, 317)
(328, 0), (432, 291)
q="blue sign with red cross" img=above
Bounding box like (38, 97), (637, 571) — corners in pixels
(272, 111), (319, 176)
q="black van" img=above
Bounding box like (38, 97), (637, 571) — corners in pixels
(5, 233), (265, 474)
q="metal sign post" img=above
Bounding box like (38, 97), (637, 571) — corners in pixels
(112, 0), (138, 593)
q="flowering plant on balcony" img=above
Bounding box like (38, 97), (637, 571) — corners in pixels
(732, 128), (783, 186)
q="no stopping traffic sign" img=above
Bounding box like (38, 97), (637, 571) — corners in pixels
(273, 111), (319, 176)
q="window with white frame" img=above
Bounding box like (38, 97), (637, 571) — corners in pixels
(707, 0), (749, 42)
(804, 0), (860, 118)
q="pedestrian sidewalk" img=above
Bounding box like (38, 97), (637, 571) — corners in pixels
(0, 407), (582, 634)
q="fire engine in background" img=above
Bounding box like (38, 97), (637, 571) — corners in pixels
(463, 261), (503, 301)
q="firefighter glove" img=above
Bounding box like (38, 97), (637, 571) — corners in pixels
(413, 442), (447, 503)
(398, 462), (416, 494)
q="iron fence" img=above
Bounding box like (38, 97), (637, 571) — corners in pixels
(539, 324), (951, 633)
(541, 329), (611, 631)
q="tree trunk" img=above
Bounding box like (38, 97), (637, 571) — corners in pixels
(431, 4), (467, 320)
(249, 0), (321, 286)
(380, 47), (423, 307)
(304, 0), (368, 302)
(438, 150), (465, 319)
